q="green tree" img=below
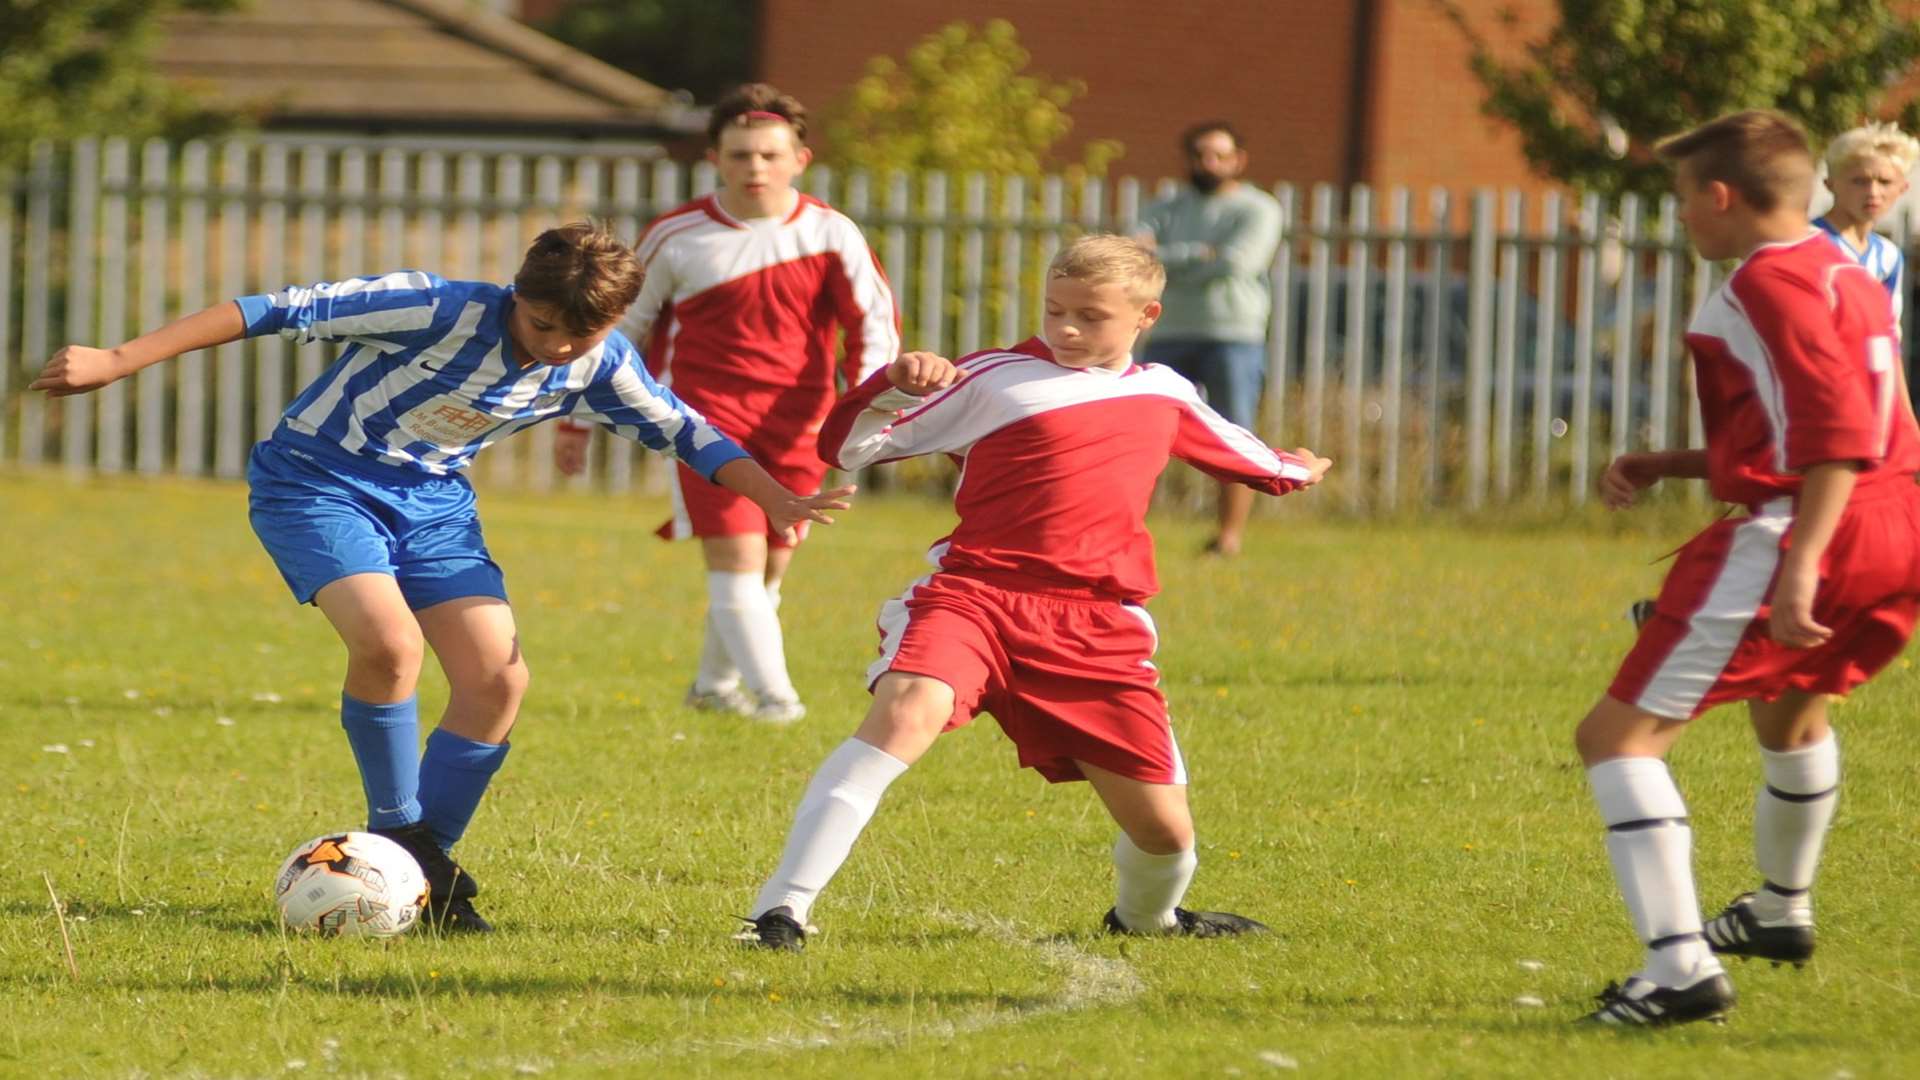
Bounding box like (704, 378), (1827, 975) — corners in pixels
(0, 0), (241, 166)
(822, 19), (1121, 176)
(1441, 0), (1920, 200)
(533, 0), (753, 103)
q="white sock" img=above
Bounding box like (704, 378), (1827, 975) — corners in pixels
(707, 570), (798, 704)
(694, 609), (740, 694)
(752, 738), (908, 924)
(1750, 734), (1839, 924)
(1112, 833), (1197, 933)
(1588, 757), (1722, 988)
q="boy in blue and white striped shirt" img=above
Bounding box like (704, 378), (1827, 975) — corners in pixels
(1815, 122), (1916, 325)
(32, 222), (853, 932)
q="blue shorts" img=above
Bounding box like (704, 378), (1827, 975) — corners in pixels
(1142, 339), (1268, 429)
(246, 437), (507, 609)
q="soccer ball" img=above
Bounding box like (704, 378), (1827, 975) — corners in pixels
(274, 831), (428, 938)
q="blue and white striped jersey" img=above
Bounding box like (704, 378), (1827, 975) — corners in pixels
(1813, 215), (1906, 323)
(237, 272), (750, 478)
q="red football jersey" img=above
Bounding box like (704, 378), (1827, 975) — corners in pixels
(1688, 232), (1920, 507)
(821, 338), (1316, 602)
(628, 193), (899, 462)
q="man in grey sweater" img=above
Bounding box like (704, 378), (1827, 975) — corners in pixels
(1135, 122), (1284, 556)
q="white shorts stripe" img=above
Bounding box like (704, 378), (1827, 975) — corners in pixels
(664, 464), (694, 542)
(1635, 509), (1790, 719)
(866, 575), (933, 687)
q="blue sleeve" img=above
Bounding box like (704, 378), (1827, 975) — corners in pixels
(569, 338), (751, 480)
(236, 270), (447, 345)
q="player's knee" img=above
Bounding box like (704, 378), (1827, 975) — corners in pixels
(881, 681), (950, 732)
(464, 657), (530, 713)
(1126, 817), (1194, 855)
(348, 628), (425, 688)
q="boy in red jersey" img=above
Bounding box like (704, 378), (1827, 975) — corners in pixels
(1577, 111), (1920, 1027)
(556, 84), (899, 724)
(734, 235), (1331, 949)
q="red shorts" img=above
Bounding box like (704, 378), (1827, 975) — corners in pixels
(1610, 487), (1920, 719)
(656, 454), (828, 549)
(866, 570), (1188, 785)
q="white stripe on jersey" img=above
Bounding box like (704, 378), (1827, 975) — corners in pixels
(251, 273), (745, 478)
(1699, 290), (1793, 472)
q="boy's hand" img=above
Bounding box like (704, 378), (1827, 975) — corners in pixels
(888, 351), (961, 395)
(554, 425), (590, 477)
(1768, 562), (1832, 649)
(761, 483), (858, 538)
(30, 345), (125, 397)
(1289, 447), (1333, 487)
(1599, 453), (1663, 509)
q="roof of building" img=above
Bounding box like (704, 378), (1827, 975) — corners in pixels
(156, 0), (704, 138)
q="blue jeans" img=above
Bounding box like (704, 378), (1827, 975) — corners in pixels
(1141, 339), (1268, 429)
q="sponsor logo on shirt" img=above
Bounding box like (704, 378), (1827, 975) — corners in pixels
(397, 398), (495, 445)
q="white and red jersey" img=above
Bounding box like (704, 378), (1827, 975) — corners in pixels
(821, 338), (1316, 602)
(627, 192), (900, 461)
(1689, 232), (1920, 508)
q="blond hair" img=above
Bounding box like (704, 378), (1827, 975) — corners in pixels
(1654, 109), (1813, 213)
(1825, 122), (1920, 177)
(1048, 234), (1166, 303)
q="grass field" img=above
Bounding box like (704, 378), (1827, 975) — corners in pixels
(3, 467), (1917, 1078)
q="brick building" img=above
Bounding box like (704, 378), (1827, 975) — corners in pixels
(757, 0), (1554, 195)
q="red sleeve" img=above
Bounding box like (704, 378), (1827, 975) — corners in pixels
(1170, 397), (1315, 494)
(818, 367), (901, 469)
(1731, 265), (1885, 469)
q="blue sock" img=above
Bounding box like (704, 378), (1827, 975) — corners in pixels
(417, 728), (510, 852)
(339, 693), (422, 831)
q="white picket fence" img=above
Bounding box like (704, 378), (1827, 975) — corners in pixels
(2, 136), (1913, 509)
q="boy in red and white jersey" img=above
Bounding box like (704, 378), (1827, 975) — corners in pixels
(556, 84), (900, 724)
(735, 235), (1331, 949)
(1577, 111), (1920, 1027)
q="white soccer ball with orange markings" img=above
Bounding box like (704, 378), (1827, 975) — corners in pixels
(274, 831), (427, 938)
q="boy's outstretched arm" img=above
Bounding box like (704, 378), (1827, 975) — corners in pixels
(30, 302), (246, 397)
(1169, 392), (1329, 494)
(818, 350), (966, 470)
(712, 457), (856, 536)
(1598, 449), (1709, 508)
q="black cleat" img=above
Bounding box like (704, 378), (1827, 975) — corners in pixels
(1579, 973), (1736, 1027)
(1704, 893), (1815, 966)
(1629, 599), (1658, 629)
(427, 895), (495, 935)
(373, 822), (491, 934)
(1102, 906), (1270, 938)
(734, 905), (806, 951)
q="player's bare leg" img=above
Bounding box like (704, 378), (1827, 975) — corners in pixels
(314, 575), (427, 837)
(1575, 695), (1733, 1025)
(1079, 762), (1265, 937)
(417, 597), (528, 744)
(1704, 690), (1835, 967)
(1209, 482), (1255, 557)
(315, 573), (426, 705)
(698, 533), (804, 721)
(740, 673), (949, 949)
(365, 595), (524, 934)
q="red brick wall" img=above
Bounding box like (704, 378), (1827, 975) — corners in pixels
(1369, 0), (1564, 220)
(758, 0), (1364, 188)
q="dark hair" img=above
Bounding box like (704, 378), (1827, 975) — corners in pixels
(1655, 110), (1813, 213)
(707, 82), (808, 145)
(1182, 121), (1244, 156)
(513, 222), (643, 335)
